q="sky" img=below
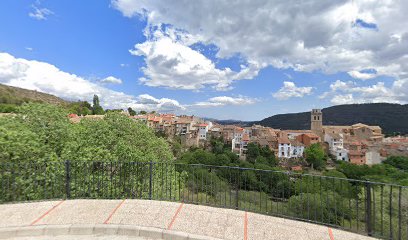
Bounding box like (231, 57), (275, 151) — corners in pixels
(0, 0), (407, 121)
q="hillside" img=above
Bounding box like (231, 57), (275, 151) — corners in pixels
(257, 103), (408, 135)
(0, 84), (68, 106)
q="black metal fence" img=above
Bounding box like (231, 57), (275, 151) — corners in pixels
(1, 161), (407, 239)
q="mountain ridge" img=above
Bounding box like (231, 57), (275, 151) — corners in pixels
(256, 103), (408, 135)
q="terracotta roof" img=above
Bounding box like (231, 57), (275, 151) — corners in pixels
(68, 113), (78, 118)
(303, 133), (320, 138)
(242, 134), (250, 141)
(195, 123), (208, 127)
(290, 140), (304, 146)
(278, 136), (290, 144)
(291, 166), (303, 171)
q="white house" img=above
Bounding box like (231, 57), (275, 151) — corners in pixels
(278, 136), (291, 158)
(289, 140), (305, 158)
(333, 148), (349, 162)
(196, 123), (209, 140)
(324, 133), (344, 150)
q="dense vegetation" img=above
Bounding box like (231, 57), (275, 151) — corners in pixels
(257, 103), (408, 135)
(1, 103), (408, 238)
(0, 103), (172, 163)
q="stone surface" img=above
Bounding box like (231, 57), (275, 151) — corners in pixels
(0, 199), (379, 240)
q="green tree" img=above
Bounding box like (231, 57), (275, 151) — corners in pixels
(17, 103), (71, 157)
(92, 95), (104, 115)
(246, 143), (260, 164)
(304, 143), (326, 170)
(259, 146), (277, 166)
(139, 110), (147, 115)
(62, 112), (172, 162)
(127, 107), (136, 116)
(67, 101), (92, 116)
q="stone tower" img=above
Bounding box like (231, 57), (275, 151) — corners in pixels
(311, 109), (323, 137)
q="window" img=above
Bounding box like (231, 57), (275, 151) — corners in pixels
(281, 152), (284, 156)
(339, 153), (342, 156)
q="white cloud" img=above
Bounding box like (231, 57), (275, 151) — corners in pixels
(25, 47), (33, 51)
(131, 29), (260, 91)
(321, 79), (408, 105)
(348, 70), (377, 80)
(272, 81), (313, 100)
(112, 0), (408, 97)
(0, 52), (184, 112)
(29, 6), (54, 20)
(194, 96), (257, 107)
(100, 76), (122, 84)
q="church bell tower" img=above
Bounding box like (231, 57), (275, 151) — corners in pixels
(311, 109), (323, 137)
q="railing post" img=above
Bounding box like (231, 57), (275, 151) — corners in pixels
(235, 168), (240, 210)
(65, 160), (71, 199)
(365, 182), (372, 236)
(149, 160), (153, 200)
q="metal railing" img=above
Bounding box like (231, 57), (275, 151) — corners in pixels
(0, 160), (407, 239)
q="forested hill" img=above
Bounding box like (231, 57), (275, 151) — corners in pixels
(257, 103), (408, 135)
(0, 83), (68, 105)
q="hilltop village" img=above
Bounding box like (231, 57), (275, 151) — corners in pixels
(69, 109), (408, 166)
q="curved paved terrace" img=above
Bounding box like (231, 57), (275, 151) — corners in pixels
(0, 199), (377, 240)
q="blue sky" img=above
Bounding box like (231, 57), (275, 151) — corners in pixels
(0, 1), (407, 120)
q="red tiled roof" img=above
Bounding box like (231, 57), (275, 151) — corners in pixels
(242, 134), (250, 141)
(68, 113), (78, 118)
(291, 166), (302, 171)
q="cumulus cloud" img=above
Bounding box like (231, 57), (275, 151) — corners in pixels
(0, 52), (184, 112)
(348, 70), (377, 80)
(100, 76), (122, 84)
(194, 96), (257, 107)
(112, 0), (408, 99)
(272, 81), (313, 100)
(29, 5), (54, 20)
(131, 27), (260, 91)
(320, 79), (408, 105)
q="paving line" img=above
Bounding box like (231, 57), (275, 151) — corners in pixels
(167, 203), (184, 230)
(328, 227), (335, 240)
(30, 200), (65, 226)
(104, 199), (126, 224)
(244, 212), (248, 240)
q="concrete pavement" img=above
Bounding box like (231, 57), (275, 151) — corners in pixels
(0, 199), (377, 240)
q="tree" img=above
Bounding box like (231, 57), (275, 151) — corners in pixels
(92, 95), (104, 115)
(62, 112), (173, 162)
(139, 110), (147, 115)
(304, 143), (326, 170)
(246, 143), (260, 164)
(67, 101), (92, 116)
(127, 107), (136, 116)
(260, 146), (277, 166)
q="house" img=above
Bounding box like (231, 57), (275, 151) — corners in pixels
(333, 148), (349, 162)
(348, 142), (366, 165)
(365, 149), (382, 165)
(196, 123), (209, 140)
(289, 140), (304, 158)
(285, 130), (313, 140)
(324, 132), (344, 150)
(296, 133), (320, 147)
(278, 135), (291, 158)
